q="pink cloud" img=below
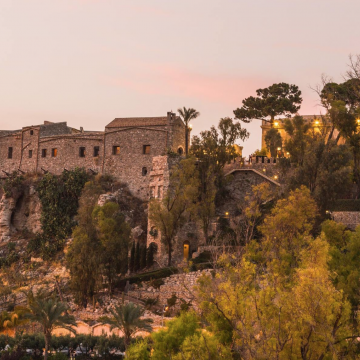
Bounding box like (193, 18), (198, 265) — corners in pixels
(104, 64), (273, 107)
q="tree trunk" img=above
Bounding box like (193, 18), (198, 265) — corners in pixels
(44, 333), (51, 360)
(168, 242), (172, 267)
(185, 125), (189, 155)
(54, 277), (64, 303)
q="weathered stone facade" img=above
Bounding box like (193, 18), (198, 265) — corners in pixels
(0, 113), (186, 200)
(331, 212), (360, 230)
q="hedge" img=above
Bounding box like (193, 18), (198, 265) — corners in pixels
(328, 200), (360, 212)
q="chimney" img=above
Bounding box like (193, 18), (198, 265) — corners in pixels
(80, 127), (84, 133)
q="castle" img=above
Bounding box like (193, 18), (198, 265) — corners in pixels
(0, 112), (281, 264)
(0, 112), (186, 200)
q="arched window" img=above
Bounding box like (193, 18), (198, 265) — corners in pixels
(177, 147), (184, 155)
(142, 167), (148, 176)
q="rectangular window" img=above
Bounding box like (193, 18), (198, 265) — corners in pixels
(79, 147), (86, 157)
(51, 148), (57, 157)
(113, 146), (120, 155)
(29, 150), (33, 158)
(143, 145), (151, 154)
(94, 146), (100, 157)
(30, 130), (34, 135)
(8, 147), (13, 159)
(41, 149), (47, 158)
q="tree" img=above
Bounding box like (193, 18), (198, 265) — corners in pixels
(25, 297), (76, 360)
(92, 202), (131, 293)
(287, 135), (352, 211)
(129, 242), (135, 273)
(264, 128), (282, 157)
(234, 82), (302, 127)
(191, 117), (249, 200)
(177, 107), (200, 155)
(233, 182), (275, 246)
(140, 245), (147, 270)
(134, 242), (140, 272)
(149, 158), (199, 266)
(100, 302), (152, 349)
(66, 179), (104, 308)
(283, 115), (311, 165)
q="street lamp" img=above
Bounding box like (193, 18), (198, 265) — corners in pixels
(162, 305), (169, 327)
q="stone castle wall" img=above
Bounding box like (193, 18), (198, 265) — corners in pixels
(0, 113), (186, 201)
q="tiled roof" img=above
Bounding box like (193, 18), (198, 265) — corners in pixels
(105, 117), (169, 128)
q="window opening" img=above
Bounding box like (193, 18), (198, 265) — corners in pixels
(52, 148), (57, 157)
(8, 147), (13, 159)
(79, 147), (86, 157)
(177, 147), (184, 155)
(41, 149), (47, 158)
(29, 150), (33, 158)
(142, 167), (148, 176)
(113, 146), (120, 155)
(143, 145), (151, 154)
(94, 146), (100, 157)
(30, 130), (34, 135)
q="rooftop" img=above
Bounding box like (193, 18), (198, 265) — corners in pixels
(105, 117), (169, 128)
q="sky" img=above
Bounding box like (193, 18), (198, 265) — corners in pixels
(0, 0), (359, 156)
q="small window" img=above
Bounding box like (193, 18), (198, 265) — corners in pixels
(8, 147), (13, 159)
(29, 150), (33, 158)
(142, 167), (148, 176)
(113, 146), (120, 155)
(94, 146), (100, 157)
(41, 149), (47, 158)
(143, 145), (151, 154)
(157, 185), (162, 199)
(52, 148), (57, 157)
(79, 147), (86, 157)
(177, 147), (184, 155)
(30, 130), (34, 135)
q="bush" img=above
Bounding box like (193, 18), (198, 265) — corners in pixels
(115, 267), (178, 290)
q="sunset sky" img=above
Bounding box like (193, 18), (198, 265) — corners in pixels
(0, 0), (359, 155)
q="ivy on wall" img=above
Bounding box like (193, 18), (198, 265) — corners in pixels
(28, 168), (88, 258)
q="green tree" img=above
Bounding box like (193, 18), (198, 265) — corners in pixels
(140, 245), (147, 270)
(177, 107), (200, 155)
(92, 202), (131, 293)
(283, 115), (311, 165)
(129, 242), (135, 273)
(264, 128), (282, 157)
(134, 242), (140, 272)
(25, 297), (76, 360)
(100, 302), (152, 349)
(149, 158), (199, 266)
(234, 82), (302, 127)
(66, 179), (104, 308)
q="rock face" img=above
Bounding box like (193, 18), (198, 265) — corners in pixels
(0, 185), (41, 242)
(0, 195), (16, 242)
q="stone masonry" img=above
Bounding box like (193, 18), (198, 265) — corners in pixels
(0, 112), (186, 200)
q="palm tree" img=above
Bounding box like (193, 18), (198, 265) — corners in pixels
(177, 107), (200, 155)
(25, 297), (76, 360)
(100, 302), (153, 349)
(1, 307), (28, 334)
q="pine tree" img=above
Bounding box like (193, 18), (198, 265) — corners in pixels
(147, 243), (155, 268)
(140, 245), (147, 270)
(129, 242), (135, 273)
(134, 242), (140, 272)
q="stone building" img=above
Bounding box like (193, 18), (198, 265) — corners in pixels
(0, 112), (186, 200)
(146, 158), (281, 265)
(260, 115), (345, 157)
